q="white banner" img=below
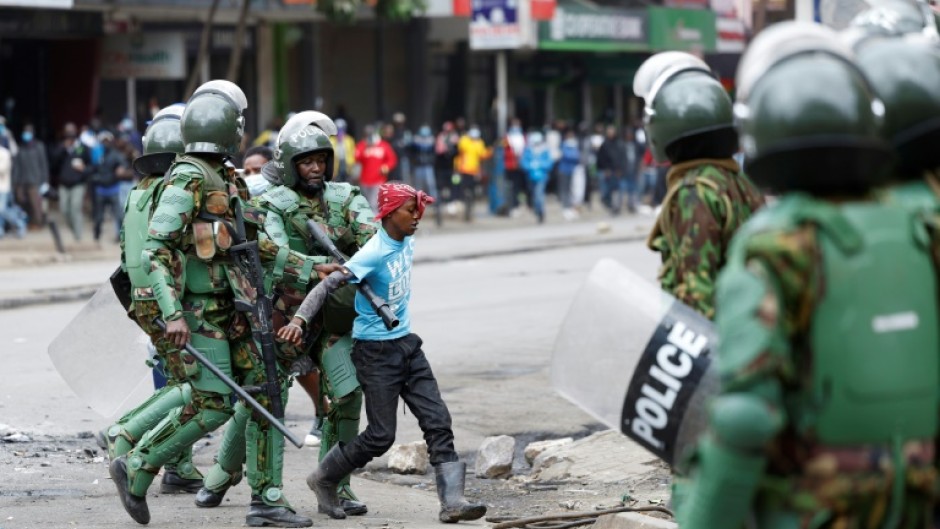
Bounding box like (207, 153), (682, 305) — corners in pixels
(100, 32), (186, 80)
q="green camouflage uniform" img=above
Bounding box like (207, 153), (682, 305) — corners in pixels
(199, 181), (376, 504)
(106, 174), (203, 484)
(120, 155), (297, 508)
(647, 158), (765, 319)
(677, 195), (939, 529)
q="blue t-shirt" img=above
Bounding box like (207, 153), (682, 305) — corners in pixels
(343, 228), (414, 340)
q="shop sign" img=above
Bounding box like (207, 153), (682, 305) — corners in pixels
(538, 0), (646, 52)
(647, 6), (716, 51)
(716, 16), (746, 52)
(100, 32), (186, 80)
(470, 0), (525, 49)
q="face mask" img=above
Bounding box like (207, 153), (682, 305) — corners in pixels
(244, 173), (271, 197)
(21, 131), (33, 143)
(370, 133), (380, 144)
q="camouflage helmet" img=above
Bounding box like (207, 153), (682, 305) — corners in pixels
(634, 52), (736, 163)
(181, 80), (248, 157)
(735, 21), (892, 195)
(134, 104), (184, 176)
(853, 37), (940, 178)
(272, 111), (337, 187)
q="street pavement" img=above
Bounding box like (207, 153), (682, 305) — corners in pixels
(0, 201), (668, 529)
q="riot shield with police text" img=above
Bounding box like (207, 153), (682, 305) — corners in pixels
(47, 282), (152, 417)
(551, 258), (718, 467)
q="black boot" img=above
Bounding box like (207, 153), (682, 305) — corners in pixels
(435, 462), (486, 523)
(306, 446), (355, 519)
(109, 455), (151, 525)
(194, 486), (227, 507)
(246, 496), (313, 528)
(160, 468), (203, 494)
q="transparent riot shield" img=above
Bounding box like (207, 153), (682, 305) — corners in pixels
(47, 282), (151, 417)
(551, 258), (718, 467)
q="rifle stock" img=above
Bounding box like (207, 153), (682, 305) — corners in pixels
(153, 318), (304, 448)
(306, 220), (399, 331)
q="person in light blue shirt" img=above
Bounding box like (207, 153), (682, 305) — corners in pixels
(279, 182), (487, 524)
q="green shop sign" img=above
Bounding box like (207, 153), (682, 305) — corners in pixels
(538, 0), (647, 52)
(647, 6), (716, 52)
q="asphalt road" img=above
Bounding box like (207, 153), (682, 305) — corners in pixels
(0, 217), (661, 528)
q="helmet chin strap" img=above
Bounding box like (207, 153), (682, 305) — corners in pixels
(295, 177), (324, 197)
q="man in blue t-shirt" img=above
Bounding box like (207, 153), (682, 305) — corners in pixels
(279, 183), (486, 524)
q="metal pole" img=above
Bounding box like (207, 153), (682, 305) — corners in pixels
(496, 51), (508, 138)
(126, 77), (137, 126)
(153, 318), (305, 449)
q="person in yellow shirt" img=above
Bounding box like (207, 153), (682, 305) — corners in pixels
(454, 126), (491, 222)
(331, 118), (357, 183)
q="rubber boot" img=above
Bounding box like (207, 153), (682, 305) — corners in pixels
(306, 446), (354, 519)
(246, 495), (313, 528)
(434, 462), (487, 523)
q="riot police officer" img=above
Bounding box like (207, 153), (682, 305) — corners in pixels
(194, 110), (376, 517)
(109, 80), (312, 528)
(633, 51), (764, 320)
(104, 104), (206, 495)
(677, 22), (940, 529)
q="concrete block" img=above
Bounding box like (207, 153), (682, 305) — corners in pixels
(387, 441), (429, 475)
(524, 437), (573, 465)
(475, 435), (515, 479)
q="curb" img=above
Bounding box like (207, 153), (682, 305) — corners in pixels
(0, 232), (647, 311)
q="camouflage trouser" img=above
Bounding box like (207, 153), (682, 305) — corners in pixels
(104, 300), (200, 481)
(122, 291), (283, 500)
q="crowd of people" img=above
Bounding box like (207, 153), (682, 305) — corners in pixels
(0, 115), (143, 243)
(250, 112), (675, 226)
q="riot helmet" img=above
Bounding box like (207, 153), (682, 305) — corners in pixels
(853, 37), (940, 179)
(134, 104), (185, 176)
(634, 52), (736, 163)
(272, 111), (336, 188)
(735, 21), (892, 195)
(181, 80), (248, 157)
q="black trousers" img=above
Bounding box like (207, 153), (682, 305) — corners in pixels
(342, 333), (458, 468)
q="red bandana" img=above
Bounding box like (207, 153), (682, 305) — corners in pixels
(373, 182), (435, 221)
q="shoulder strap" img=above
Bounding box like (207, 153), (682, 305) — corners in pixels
(259, 185), (301, 215)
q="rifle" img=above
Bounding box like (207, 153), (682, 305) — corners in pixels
(224, 199), (296, 445)
(306, 220), (399, 331)
(153, 318), (303, 448)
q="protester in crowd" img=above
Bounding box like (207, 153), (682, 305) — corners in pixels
(0, 136), (25, 238)
(617, 127), (643, 215)
(454, 125), (491, 222)
(388, 112), (412, 184)
(0, 115), (18, 156)
(355, 124), (397, 211)
(521, 131), (552, 224)
(50, 122), (93, 241)
(434, 121), (460, 204)
(411, 125), (442, 226)
(596, 125), (625, 214)
(332, 118), (356, 183)
(91, 131), (129, 243)
(505, 118), (527, 215)
(557, 130), (581, 220)
(13, 123), (48, 229)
